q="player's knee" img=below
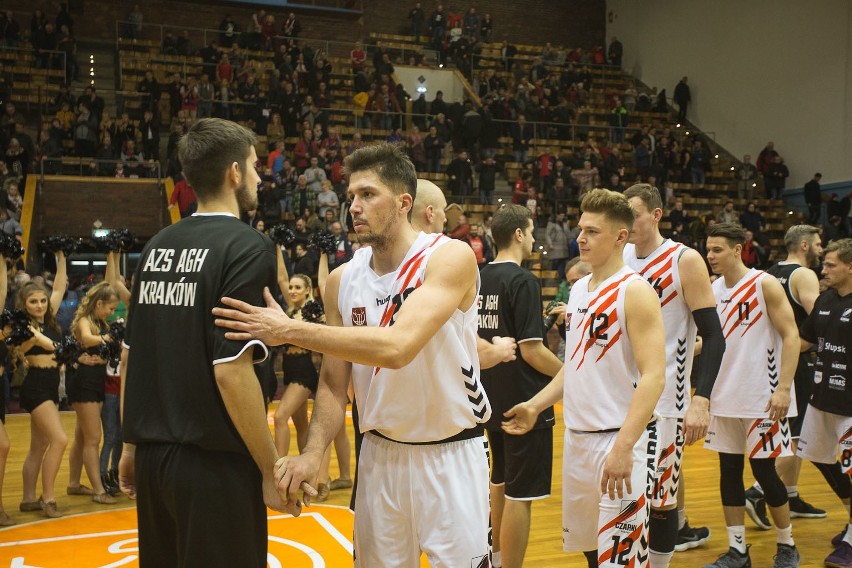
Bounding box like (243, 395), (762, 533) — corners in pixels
(750, 457), (787, 507)
(719, 452), (745, 506)
(649, 508), (678, 554)
(815, 461), (852, 500)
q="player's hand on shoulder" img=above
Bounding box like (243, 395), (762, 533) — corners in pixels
(501, 402), (536, 435)
(492, 336), (517, 362)
(213, 287), (290, 346)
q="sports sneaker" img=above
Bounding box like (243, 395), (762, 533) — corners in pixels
(675, 520), (711, 551)
(826, 542), (852, 568)
(787, 495), (827, 518)
(772, 543), (799, 568)
(703, 546), (751, 568)
(832, 527), (848, 548)
(744, 487), (772, 530)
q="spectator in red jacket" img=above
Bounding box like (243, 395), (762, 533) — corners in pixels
(168, 177), (197, 218)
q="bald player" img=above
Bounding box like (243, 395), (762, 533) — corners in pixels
(412, 179), (516, 369)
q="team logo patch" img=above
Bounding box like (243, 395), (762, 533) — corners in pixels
(619, 499), (639, 522)
(351, 307), (367, 326)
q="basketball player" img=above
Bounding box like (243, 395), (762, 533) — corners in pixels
(702, 223), (800, 568)
(796, 238), (852, 567)
(411, 178), (517, 368)
(746, 225), (828, 528)
(623, 184), (725, 566)
(479, 204), (564, 568)
(214, 144), (492, 567)
(119, 119), (291, 568)
(503, 188), (667, 568)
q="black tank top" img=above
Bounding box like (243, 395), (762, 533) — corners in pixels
(25, 323), (62, 356)
(767, 262), (809, 326)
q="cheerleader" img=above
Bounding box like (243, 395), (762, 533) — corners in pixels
(17, 251), (68, 518)
(66, 282), (119, 504)
(273, 245), (332, 501)
(0, 254), (14, 525)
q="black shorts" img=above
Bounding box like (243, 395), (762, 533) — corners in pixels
(136, 443), (267, 568)
(487, 426), (553, 500)
(19, 366), (60, 413)
(790, 354), (815, 438)
(281, 352), (318, 392)
(67, 364), (106, 404)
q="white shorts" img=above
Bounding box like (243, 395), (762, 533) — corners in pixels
(651, 417), (684, 509)
(562, 423), (658, 567)
(797, 405), (852, 473)
(354, 432), (491, 568)
(705, 416), (794, 458)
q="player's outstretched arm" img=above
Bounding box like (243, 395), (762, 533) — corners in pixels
(762, 276), (800, 421)
(49, 251), (67, 314)
(502, 367), (564, 435)
(601, 280), (665, 500)
(214, 240), (479, 369)
(679, 248), (724, 445)
(215, 348), (299, 516)
(106, 251), (132, 306)
(275, 271), (350, 507)
(478, 336), (517, 369)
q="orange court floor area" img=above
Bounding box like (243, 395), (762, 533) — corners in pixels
(0, 402), (845, 567)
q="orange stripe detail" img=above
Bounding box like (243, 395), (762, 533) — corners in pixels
(638, 244), (680, 275)
(596, 327), (622, 363)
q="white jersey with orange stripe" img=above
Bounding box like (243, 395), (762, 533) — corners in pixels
(563, 265), (650, 431)
(710, 268), (797, 418)
(624, 241), (698, 418)
(338, 231), (490, 443)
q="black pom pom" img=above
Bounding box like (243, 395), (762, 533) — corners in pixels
(0, 233), (24, 259)
(53, 335), (82, 366)
(268, 223), (296, 246)
(92, 228), (135, 253)
(39, 235), (80, 256)
(300, 300), (325, 324)
(0, 309), (13, 329)
(5, 310), (33, 346)
(309, 232), (338, 255)
(108, 320), (126, 343)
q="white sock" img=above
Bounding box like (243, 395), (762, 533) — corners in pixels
(843, 523), (852, 547)
(786, 485), (798, 498)
(491, 550), (502, 568)
(649, 551), (673, 568)
(727, 525), (747, 554)
(677, 508), (686, 530)
(776, 524), (794, 546)
(751, 482), (763, 494)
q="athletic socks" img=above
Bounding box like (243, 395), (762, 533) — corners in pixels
(786, 485), (798, 498)
(727, 525), (747, 554)
(649, 551), (673, 568)
(843, 523), (852, 547)
(491, 550), (502, 568)
(775, 524), (794, 546)
(677, 507), (686, 530)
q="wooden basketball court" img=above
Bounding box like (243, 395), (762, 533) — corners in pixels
(0, 403), (842, 567)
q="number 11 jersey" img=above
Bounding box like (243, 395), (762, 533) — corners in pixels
(711, 268), (797, 418)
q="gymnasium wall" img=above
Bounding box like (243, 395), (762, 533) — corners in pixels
(607, 0), (852, 188)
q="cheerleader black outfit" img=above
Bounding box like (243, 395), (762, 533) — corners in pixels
(19, 324), (62, 413)
(67, 321), (108, 404)
(281, 309), (318, 391)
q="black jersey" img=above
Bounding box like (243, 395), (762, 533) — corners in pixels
(799, 289), (852, 416)
(478, 261), (554, 430)
(123, 214), (277, 454)
(767, 262), (810, 326)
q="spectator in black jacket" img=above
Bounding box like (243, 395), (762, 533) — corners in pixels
(446, 149), (473, 198)
(765, 155), (789, 200)
(673, 76), (690, 123)
(476, 155), (500, 205)
(804, 172), (823, 223)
